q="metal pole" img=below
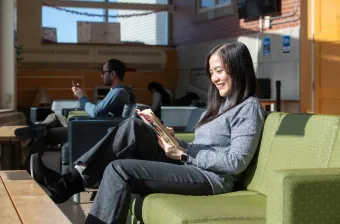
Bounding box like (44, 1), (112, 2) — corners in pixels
(276, 80), (281, 112)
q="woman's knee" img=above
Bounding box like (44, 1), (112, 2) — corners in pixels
(106, 160), (129, 176)
(106, 160), (135, 180)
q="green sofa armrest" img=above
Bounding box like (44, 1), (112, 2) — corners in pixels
(267, 168), (340, 224)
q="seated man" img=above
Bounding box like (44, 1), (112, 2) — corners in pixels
(15, 58), (136, 171)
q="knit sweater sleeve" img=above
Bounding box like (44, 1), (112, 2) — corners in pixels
(185, 102), (264, 175)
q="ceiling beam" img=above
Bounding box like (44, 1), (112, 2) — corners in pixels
(43, 0), (171, 11)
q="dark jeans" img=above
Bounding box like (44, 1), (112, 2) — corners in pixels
(76, 118), (212, 224)
(42, 113), (69, 145)
(24, 114), (68, 165)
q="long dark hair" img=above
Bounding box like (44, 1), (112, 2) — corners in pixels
(148, 82), (172, 105)
(197, 42), (257, 127)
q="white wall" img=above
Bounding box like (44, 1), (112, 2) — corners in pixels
(175, 26), (300, 101)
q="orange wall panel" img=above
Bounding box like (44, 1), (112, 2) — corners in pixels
(17, 77), (84, 89)
(83, 71), (102, 88)
(18, 70), (84, 77)
(17, 90), (36, 108)
(17, 70), (177, 108)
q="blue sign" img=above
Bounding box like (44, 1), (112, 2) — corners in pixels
(263, 37), (271, 56)
(282, 35), (291, 54)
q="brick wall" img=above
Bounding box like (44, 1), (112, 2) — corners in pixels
(173, 0), (300, 46)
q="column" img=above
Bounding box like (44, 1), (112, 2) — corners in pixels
(0, 0), (16, 109)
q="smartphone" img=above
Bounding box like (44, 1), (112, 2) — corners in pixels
(72, 81), (75, 87)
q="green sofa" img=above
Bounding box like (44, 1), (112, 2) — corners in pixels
(128, 112), (340, 223)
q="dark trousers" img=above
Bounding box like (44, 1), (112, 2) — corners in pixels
(42, 113), (68, 145)
(75, 118), (212, 224)
(24, 114), (68, 166)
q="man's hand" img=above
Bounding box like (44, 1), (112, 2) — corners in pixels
(72, 83), (87, 99)
(157, 137), (184, 160)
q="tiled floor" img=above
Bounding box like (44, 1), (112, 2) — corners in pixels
(42, 151), (93, 223)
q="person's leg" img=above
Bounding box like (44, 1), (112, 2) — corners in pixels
(86, 159), (213, 224)
(30, 117), (161, 203)
(14, 113), (67, 141)
(75, 117), (161, 187)
(45, 127), (68, 145)
(20, 126), (68, 172)
(42, 113), (68, 128)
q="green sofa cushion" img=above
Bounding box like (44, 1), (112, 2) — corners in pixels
(140, 191), (266, 224)
(176, 132), (195, 143)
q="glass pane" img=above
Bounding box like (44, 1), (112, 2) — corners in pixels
(108, 9), (168, 45)
(42, 7), (105, 43)
(63, 0), (106, 1)
(199, 0), (214, 8)
(108, 0), (168, 4)
(217, 0), (231, 5)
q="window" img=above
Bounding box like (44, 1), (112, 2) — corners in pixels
(198, 0), (232, 11)
(42, 7), (106, 43)
(195, 0), (233, 22)
(42, 0), (169, 45)
(109, 0), (168, 4)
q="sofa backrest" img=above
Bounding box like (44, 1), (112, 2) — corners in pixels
(51, 100), (81, 115)
(184, 108), (206, 132)
(240, 112), (340, 196)
(160, 106), (198, 130)
(121, 103), (151, 118)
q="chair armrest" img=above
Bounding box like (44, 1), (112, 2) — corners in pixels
(67, 110), (88, 119)
(67, 117), (126, 169)
(267, 168), (340, 224)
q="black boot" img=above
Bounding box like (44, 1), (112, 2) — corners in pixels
(21, 138), (46, 174)
(30, 154), (85, 204)
(15, 124), (48, 140)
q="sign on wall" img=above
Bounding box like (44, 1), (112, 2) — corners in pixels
(263, 37), (271, 56)
(282, 35), (291, 54)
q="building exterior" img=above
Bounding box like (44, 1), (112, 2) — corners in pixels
(115, 0), (168, 45)
(173, 0), (300, 106)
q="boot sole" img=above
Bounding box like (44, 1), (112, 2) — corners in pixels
(30, 154), (38, 180)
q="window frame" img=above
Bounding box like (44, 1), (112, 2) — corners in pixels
(196, 0), (232, 13)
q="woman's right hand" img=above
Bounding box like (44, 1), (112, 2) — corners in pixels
(166, 127), (175, 137)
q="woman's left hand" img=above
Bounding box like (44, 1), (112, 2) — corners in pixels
(157, 137), (184, 160)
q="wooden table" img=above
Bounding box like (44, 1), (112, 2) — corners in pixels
(0, 126), (27, 170)
(0, 170), (71, 223)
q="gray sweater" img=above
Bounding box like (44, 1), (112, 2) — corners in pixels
(179, 97), (265, 194)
